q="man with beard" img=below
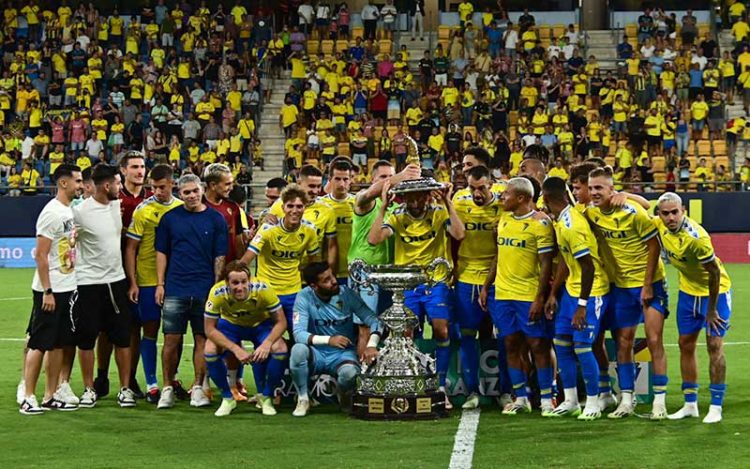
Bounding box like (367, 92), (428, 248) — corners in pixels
(289, 262), (382, 417)
(368, 174), (465, 409)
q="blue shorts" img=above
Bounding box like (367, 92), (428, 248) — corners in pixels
(555, 289), (610, 344)
(162, 296), (205, 335)
(491, 298), (552, 339)
(609, 280), (669, 330)
(663, 139), (675, 150)
(217, 318), (274, 347)
(279, 293), (298, 330)
(135, 286), (161, 323)
(311, 347), (360, 376)
(455, 282), (488, 331)
(676, 290), (732, 337)
(404, 282), (451, 322)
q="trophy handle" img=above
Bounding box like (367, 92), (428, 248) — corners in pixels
(423, 258), (451, 288)
(348, 259), (372, 290)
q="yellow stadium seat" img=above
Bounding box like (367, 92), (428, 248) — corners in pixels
(463, 126), (477, 140)
(352, 26), (364, 40)
(715, 155), (729, 169)
(687, 156), (697, 169)
(509, 111), (519, 126)
(652, 156), (665, 172)
(379, 40), (392, 55)
(625, 24), (637, 38)
(335, 40), (349, 53)
(697, 140), (711, 155)
(539, 27), (551, 40)
(605, 156), (615, 166)
(367, 158), (379, 173)
(337, 142), (350, 156)
(306, 40), (319, 55)
(552, 24), (565, 38)
(438, 25), (451, 40)
(713, 140), (727, 156)
(320, 40), (334, 55)
(698, 23), (710, 37)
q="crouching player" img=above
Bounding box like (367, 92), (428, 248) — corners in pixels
(290, 262), (382, 417)
(655, 193), (732, 424)
(543, 177), (611, 420)
(204, 261), (289, 417)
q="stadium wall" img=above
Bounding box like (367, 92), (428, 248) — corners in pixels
(0, 193), (748, 267)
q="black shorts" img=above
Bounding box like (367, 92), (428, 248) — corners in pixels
(76, 279), (132, 350)
(647, 135), (662, 146)
(27, 290), (78, 352)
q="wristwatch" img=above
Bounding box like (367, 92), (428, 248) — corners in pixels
(44, 288), (53, 295)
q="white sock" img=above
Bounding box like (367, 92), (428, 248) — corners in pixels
(541, 398), (553, 408)
(564, 387), (578, 404)
(621, 391), (634, 406)
(599, 390), (612, 397)
(584, 395), (599, 410)
(654, 393), (666, 407)
(202, 375), (210, 392)
(515, 395), (529, 404)
(228, 369), (238, 388)
(298, 394), (309, 402)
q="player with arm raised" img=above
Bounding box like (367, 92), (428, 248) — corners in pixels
(204, 261), (288, 417)
(368, 176), (466, 410)
(542, 176), (611, 420)
(586, 166), (669, 420)
(454, 166), (505, 410)
(480, 177), (556, 416)
(655, 192), (732, 424)
(290, 262), (382, 417)
(569, 161), (651, 411)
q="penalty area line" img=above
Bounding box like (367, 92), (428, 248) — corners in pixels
(449, 408), (481, 469)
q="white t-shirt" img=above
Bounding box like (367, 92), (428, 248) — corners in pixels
(298, 4), (314, 25)
(362, 5), (379, 21)
(21, 137), (34, 160)
(32, 199), (77, 293)
(504, 30), (518, 49)
(86, 139), (104, 159)
(73, 197), (125, 285)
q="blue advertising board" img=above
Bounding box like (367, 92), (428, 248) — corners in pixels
(0, 238), (38, 268)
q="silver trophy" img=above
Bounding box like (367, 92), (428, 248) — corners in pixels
(348, 258), (451, 419)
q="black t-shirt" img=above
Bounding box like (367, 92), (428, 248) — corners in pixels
(419, 58), (433, 76)
(417, 118), (434, 143)
(445, 131), (461, 153)
(701, 40), (717, 58)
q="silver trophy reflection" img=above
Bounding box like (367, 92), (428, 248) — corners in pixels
(349, 258), (451, 419)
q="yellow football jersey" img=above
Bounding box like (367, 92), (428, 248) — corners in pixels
(454, 193), (504, 285)
(270, 198), (337, 251)
(384, 203), (450, 267)
(204, 280), (282, 328)
(248, 220), (320, 295)
(495, 210), (555, 301)
(654, 216), (731, 296)
(586, 202), (666, 288)
(322, 193), (355, 278)
(126, 196), (184, 286)
(554, 206), (610, 297)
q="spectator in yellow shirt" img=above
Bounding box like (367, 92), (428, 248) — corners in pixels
(690, 93), (709, 140)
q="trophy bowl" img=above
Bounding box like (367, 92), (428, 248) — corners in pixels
(348, 258), (451, 420)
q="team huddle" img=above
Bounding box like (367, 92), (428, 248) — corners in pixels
(18, 146), (731, 423)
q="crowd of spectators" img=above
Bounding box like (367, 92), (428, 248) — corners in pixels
(2, 2), (750, 199)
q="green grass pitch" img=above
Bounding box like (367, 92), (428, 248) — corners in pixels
(0, 266), (748, 468)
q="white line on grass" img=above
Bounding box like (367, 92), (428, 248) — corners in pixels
(449, 408), (481, 469)
(0, 297), (30, 301)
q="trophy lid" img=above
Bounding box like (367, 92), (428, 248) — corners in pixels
(390, 176), (445, 195)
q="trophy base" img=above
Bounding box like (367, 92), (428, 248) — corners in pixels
(351, 390), (448, 420)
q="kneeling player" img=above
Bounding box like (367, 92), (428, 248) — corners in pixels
(543, 177), (611, 420)
(481, 177), (556, 416)
(204, 262), (289, 417)
(290, 263), (382, 417)
(656, 193), (732, 424)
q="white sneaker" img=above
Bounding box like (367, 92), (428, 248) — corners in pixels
(293, 398), (310, 417)
(215, 398), (237, 417)
(57, 382), (80, 405)
(502, 398), (532, 415)
(498, 393), (513, 408)
(546, 400), (581, 418)
(439, 387), (453, 410)
(42, 393), (79, 411)
(597, 392), (618, 412)
(261, 396), (277, 416)
(540, 399), (555, 416)
(117, 387), (137, 408)
(17, 380), (25, 405)
(462, 393), (480, 410)
(608, 395), (635, 419)
(19, 395), (44, 415)
(157, 386), (175, 409)
(190, 385), (211, 407)
(650, 403), (668, 420)
(668, 403), (700, 420)
(79, 387), (97, 408)
(702, 405), (723, 424)
(578, 403), (602, 421)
